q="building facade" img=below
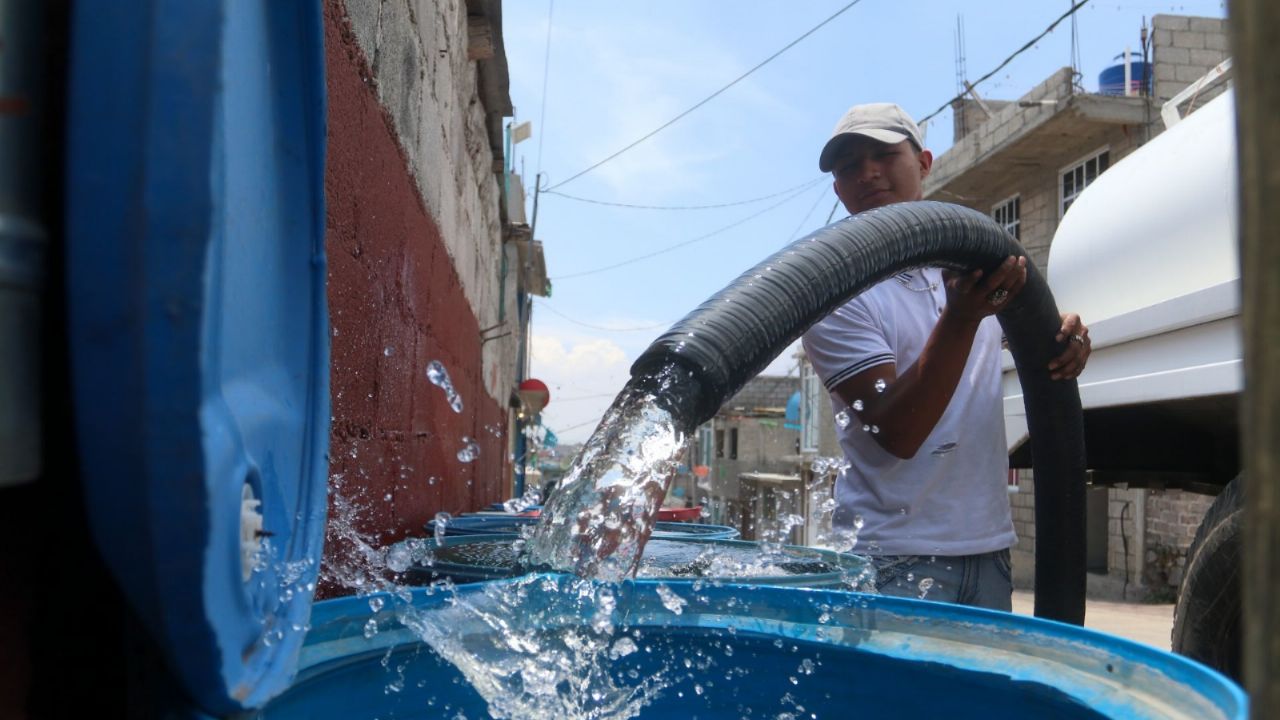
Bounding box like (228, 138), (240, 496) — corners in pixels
(923, 14), (1230, 599)
(322, 0), (542, 590)
(690, 374), (802, 539)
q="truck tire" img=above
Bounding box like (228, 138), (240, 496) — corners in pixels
(1171, 475), (1242, 680)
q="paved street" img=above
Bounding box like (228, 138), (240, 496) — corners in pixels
(1011, 591), (1175, 650)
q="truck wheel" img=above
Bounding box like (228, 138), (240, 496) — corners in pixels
(1171, 475), (1242, 680)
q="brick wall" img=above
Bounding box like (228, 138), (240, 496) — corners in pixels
(1143, 489), (1216, 592)
(1152, 15), (1230, 107)
(1105, 488), (1144, 586)
(1009, 469), (1035, 587)
(321, 0), (513, 595)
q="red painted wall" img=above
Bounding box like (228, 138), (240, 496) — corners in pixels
(320, 1), (510, 594)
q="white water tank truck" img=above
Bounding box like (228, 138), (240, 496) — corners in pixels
(1001, 86), (1242, 678)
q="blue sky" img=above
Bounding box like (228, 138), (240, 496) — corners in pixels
(502, 0), (1227, 442)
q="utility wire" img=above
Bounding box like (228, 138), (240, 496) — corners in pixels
(551, 177), (825, 280)
(544, 177), (824, 211)
(786, 183), (835, 242)
(553, 392), (619, 403)
(546, 0), (867, 191)
(535, 0), (555, 177)
(918, 0), (1092, 126)
(536, 300), (673, 332)
(557, 417), (607, 434)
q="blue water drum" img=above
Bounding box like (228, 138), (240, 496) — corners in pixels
(428, 514), (740, 540)
(1099, 52), (1151, 96)
(403, 533), (870, 589)
(66, 1), (329, 713)
(254, 576), (1246, 719)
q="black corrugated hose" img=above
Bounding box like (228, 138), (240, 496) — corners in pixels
(629, 201), (1087, 625)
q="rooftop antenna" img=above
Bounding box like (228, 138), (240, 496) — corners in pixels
(954, 14), (967, 134)
(1070, 0), (1083, 91)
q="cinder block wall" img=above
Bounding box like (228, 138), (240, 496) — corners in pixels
(1141, 489), (1216, 594)
(321, 0), (515, 594)
(1152, 15), (1230, 106)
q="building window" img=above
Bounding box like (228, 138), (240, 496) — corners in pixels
(800, 363), (822, 453)
(992, 194), (1020, 241)
(1061, 149), (1110, 217)
(729, 428), (739, 460)
(698, 425), (713, 467)
(715, 429), (725, 459)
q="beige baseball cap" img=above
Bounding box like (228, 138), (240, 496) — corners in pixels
(818, 103), (925, 172)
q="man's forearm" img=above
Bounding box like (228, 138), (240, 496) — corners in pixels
(858, 310), (982, 458)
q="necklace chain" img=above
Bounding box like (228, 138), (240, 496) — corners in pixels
(895, 272), (938, 293)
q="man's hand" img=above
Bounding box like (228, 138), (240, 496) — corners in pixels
(942, 256), (1028, 323)
(1049, 313), (1091, 380)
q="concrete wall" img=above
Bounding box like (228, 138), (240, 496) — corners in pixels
(1142, 489), (1217, 595)
(321, 0), (515, 591)
(343, 0), (517, 404)
(1152, 14), (1230, 107)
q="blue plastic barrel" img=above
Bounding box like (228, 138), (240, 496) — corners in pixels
(404, 533), (866, 588)
(428, 514), (740, 540)
(1099, 52), (1150, 96)
(255, 577), (1246, 719)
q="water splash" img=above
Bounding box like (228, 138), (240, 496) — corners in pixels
(396, 575), (670, 719)
(457, 437), (480, 463)
(503, 485), (544, 514)
(524, 372), (687, 582)
(426, 360), (465, 413)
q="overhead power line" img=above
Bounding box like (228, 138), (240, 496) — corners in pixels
(536, 301), (673, 332)
(546, 0), (868, 191)
(550, 177), (825, 280)
(535, 0), (555, 177)
(544, 177), (824, 211)
(919, 0), (1092, 126)
(786, 183), (835, 242)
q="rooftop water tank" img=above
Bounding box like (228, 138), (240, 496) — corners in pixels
(1098, 51), (1150, 96)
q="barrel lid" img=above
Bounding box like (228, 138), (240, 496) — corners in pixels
(66, 2), (327, 713)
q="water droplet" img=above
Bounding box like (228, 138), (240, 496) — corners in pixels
(362, 618), (378, 639)
(383, 346), (394, 357)
(385, 543), (413, 573)
(852, 399), (864, 411)
(918, 577), (935, 594)
(383, 492), (392, 502)
(834, 409), (851, 429)
(368, 596), (385, 613)
(874, 378), (887, 393)
(425, 360), (464, 413)
(655, 584), (687, 615)
(457, 437), (480, 463)
(434, 512), (451, 544)
(870, 425), (880, 434)
(862, 424), (870, 432)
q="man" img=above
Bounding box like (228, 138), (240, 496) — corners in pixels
(801, 103), (1091, 610)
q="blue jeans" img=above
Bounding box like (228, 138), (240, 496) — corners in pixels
(870, 549), (1013, 611)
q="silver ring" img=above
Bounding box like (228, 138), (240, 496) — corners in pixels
(987, 288), (1009, 306)
(1070, 333), (1085, 345)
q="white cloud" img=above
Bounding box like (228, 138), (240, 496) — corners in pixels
(529, 334), (633, 443)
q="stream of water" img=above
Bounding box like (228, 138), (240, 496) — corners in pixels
(320, 361), (871, 719)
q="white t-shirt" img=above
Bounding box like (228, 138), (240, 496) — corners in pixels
(801, 268), (1016, 557)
